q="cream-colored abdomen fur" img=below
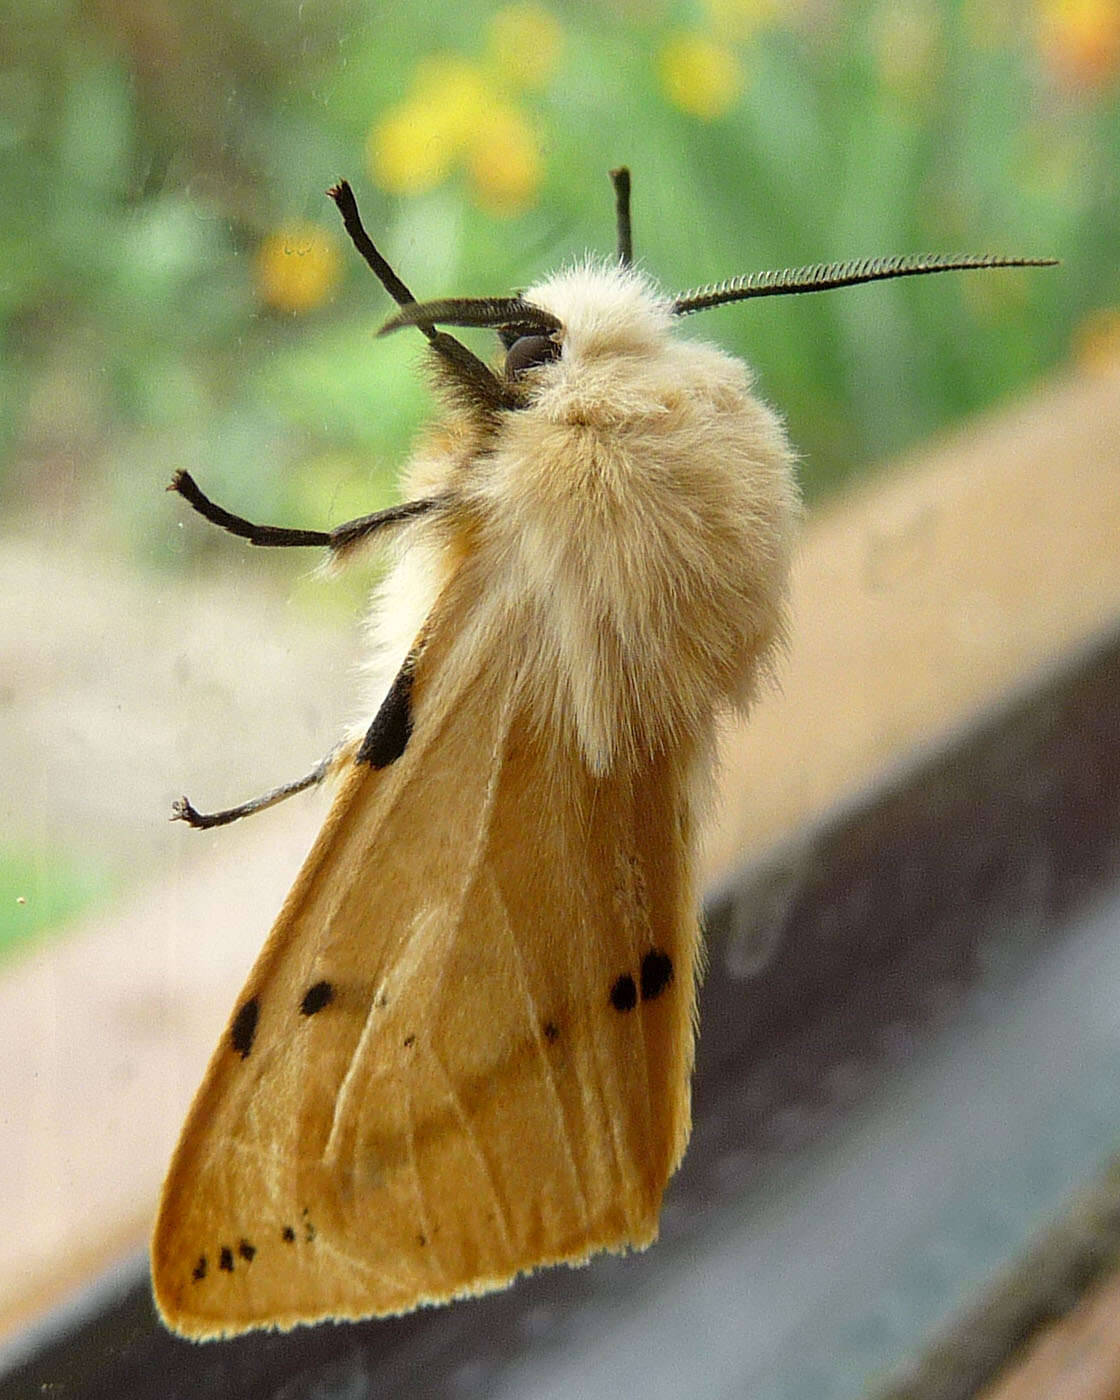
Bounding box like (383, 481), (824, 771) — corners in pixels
(468, 335), (798, 773)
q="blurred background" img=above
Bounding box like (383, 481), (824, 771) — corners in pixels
(2, 3), (1120, 1389)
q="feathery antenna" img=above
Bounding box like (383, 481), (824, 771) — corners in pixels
(672, 253), (1059, 315)
(378, 296), (560, 336)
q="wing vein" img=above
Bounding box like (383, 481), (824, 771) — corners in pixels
(622, 776), (657, 1180)
(315, 634), (492, 967)
(434, 673), (517, 976)
(323, 983), (385, 1160)
(576, 902), (632, 1213)
(405, 680), (520, 1263)
(313, 1231), (401, 1289)
(403, 1079), (444, 1286)
(424, 1041), (515, 1257)
(576, 775), (656, 1233)
(323, 654), (510, 1161)
(488, 868), (592, 1229)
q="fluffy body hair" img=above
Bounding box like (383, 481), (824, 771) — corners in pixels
(363, 262), (799, 777)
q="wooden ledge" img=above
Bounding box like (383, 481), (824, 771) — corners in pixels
(707, 365), (1120, 881)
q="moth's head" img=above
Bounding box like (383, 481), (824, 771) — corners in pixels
(361, 167), (1055, 418)
(514, 263), (671, 369)
(376, 263), (673, 399)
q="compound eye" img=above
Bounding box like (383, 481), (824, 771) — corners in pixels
(505, 333), (560, 378)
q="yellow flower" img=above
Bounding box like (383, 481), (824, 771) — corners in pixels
(367, 50), (549, 215)
(368, 57), (495, 196)
(488, 3), (565, 90)
(1037, 0), (1120, 89)
(255, 224), (341, 313)
(368, 101), (454, 196)
(466, 105), (542, 215)
(411, 54), (496, 143)
(658, 33), (742, 119)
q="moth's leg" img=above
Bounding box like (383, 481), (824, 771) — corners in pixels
(172, 748), (345, 830)
(176, 655), (418, 828)
(327, 495), (445, 558)
(169, 470), (444, 557)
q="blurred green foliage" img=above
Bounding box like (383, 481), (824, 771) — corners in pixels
(2, 0), (1118, 571)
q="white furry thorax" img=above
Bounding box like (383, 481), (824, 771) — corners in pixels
(368, 261), (800, 776)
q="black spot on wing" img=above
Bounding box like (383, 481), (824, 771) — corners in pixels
(238, 1238), (256, 1262)
(300, 980), (334, 1016)
(230, 997), (259, 1058)
(281, 1225), (296, 1244)
(357, 660), (414, 768)
(192, 1256), (207, 1282)
(640, 950), (674, 1001)
(218, 1246), (234, 1272)
(543, 1020), (560, 1043)
(609, 974), (638, 1013)
(403, 1033), (416, 1048)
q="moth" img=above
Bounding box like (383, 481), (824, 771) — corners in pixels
(152, 169), (1053, 1338)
